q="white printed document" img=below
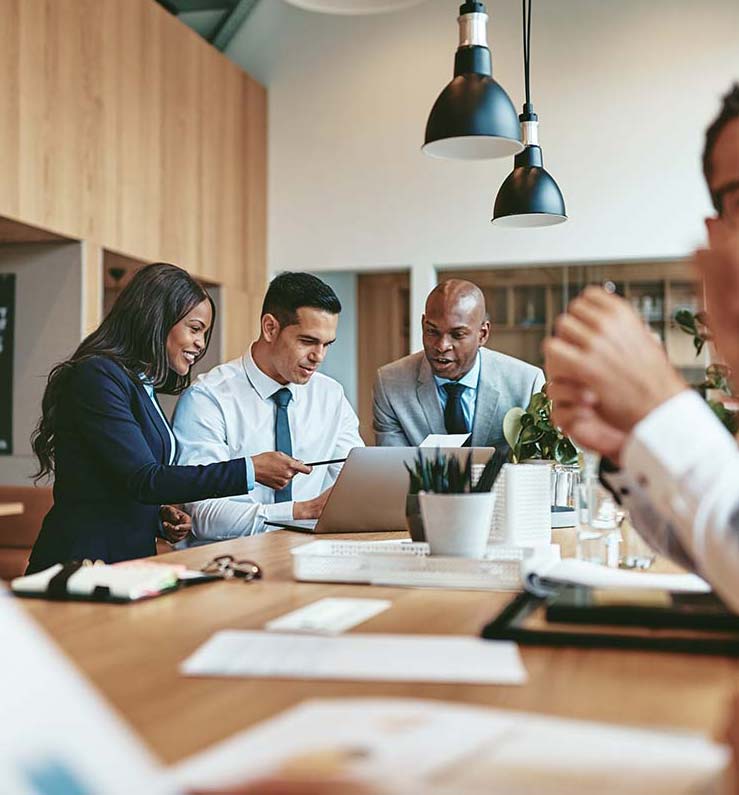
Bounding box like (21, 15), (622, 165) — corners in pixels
(181, 630), (527, 685)
(265, 597), (392, 635)
(172, 697), (729, 795)
(523, 554), (711, 596)
(420, 433), (470, 448)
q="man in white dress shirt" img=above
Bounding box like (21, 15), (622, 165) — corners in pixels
(173, 272), (363, 542)
(544, 84), (739, 611)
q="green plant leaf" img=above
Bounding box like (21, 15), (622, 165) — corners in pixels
(503, 406), (525, 448)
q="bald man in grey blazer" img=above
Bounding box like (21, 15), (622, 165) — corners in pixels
(373, 280), (545, 448)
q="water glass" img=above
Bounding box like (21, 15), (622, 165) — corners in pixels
(576, 474), (621, 567)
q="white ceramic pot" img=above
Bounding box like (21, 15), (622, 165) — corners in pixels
(418, 492), (496, 558)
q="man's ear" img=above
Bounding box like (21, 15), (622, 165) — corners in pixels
(479, 320), (491, 346)
(705, 216), (721, 247)
(261, 313), (281, 342)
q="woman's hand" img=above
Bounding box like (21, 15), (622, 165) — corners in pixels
(160, 504), (192, 543)
(252, 452), (312, 491)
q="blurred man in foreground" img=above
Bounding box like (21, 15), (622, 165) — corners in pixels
(544, 84), (739, 611)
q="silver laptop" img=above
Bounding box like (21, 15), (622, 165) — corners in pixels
(267, 446), (496, 534)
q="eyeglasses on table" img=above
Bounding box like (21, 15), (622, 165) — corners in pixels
(200, 554), (263, 582)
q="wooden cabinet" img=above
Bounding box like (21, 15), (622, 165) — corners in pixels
(439, 262), (702, 378)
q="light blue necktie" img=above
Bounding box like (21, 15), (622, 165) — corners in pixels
(272, 387), (293, 503)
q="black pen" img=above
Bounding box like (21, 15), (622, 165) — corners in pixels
(303, 458), (347, 467)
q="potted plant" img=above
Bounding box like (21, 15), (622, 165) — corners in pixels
(502, 387), (578, 464)
(404, 449), (505, 557)
(674, 308), (738, 433)
(502, 388), (579, 526)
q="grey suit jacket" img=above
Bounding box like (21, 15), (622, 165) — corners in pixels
(373, 348), (545, 448)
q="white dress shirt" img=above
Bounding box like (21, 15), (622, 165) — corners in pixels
(172, 346), (364, 541)
(141, 381), (176, 465)
(603, 389), (739, 612)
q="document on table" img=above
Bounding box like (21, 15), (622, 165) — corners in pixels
(181, 630), (527, 685)
(171, 697), (729, 795)
(523, 553), (711, 597)
(420, 433), (470, 448)
(265, 597), (392, 635)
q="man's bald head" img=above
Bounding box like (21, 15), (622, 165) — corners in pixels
(425, 280), (488, 325)
(422, 279), (491, 381)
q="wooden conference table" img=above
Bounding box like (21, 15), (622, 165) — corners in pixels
(22, 529), (739, 766)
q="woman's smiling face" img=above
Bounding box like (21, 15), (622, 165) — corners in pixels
(166, 299), (212, 376)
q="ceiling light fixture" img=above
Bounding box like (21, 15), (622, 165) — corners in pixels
(492, 0), (566, 226)
(423, 2), (522, 160)
(284, 0), (425, 14)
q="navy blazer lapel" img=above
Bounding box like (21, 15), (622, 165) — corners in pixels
(471, 351), (501, 446)
(416, 357), (446, 436)
(137, 383), (171, 464)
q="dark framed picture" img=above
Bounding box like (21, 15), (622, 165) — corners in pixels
(0, 273), (15, 455)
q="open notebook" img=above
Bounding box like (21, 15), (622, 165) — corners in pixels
(11, 561), (190, 602)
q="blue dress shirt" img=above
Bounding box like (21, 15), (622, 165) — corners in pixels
(433, 351), (481, 432)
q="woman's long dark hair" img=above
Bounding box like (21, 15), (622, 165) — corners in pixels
(31, 262), (215, 482)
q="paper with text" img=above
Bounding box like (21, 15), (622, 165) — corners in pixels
(181, 630), (527, 685)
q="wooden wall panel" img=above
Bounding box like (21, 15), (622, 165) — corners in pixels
(0, 0), (267, 356)
(242, 75), (267, 296)
(106, 0), (164, 262)
(0, 0), (20, 220)
(357, 272), (411, 443)
(199, 47), (244, 286)
(222, 285), (260, 363)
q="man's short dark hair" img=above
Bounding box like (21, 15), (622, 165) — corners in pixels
(703, 83), (739, 208)
(261, 272), (342, 328)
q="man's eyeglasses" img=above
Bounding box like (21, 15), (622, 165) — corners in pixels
(201, 554), (262, 582)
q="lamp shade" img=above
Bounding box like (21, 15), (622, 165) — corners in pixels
(284, 0), (424, 13)
(492, 144), (567, 227)
(423, 2), (522, 160)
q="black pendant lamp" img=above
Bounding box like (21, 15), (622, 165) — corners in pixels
(423, 2), (523, 160)
(492, 0), (566, 226)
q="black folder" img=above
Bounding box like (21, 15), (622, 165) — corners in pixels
(481, 586), (739, 656)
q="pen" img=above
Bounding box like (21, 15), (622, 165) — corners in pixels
(303, 458), (347, 467)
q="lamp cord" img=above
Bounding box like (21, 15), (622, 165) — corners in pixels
(522, 0), (532, 107)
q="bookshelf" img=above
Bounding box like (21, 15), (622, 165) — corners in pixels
(438, 261), (704, 379)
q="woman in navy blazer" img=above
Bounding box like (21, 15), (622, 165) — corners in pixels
(27, 263), (298, 573)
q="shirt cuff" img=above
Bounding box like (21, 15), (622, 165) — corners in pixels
(261, 500), (295, 525)
(246, 457), (256, 492)
(622, 389), (737, 519)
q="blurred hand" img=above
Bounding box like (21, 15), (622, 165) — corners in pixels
(190, 776), (373, 795)
(160, 504), (191, 543)
(252, 452), (312, 491)
(293, 487), (333, 521)
(542, 286), (687, 435)
(546, 380), (627, 465)
(694, 221), (739, 384)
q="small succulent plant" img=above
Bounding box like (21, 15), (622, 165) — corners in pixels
(404, 448), (506, 495)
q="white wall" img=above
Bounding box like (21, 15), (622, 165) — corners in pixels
(0, 243), (83, 485)
(229, 0), (739, 277)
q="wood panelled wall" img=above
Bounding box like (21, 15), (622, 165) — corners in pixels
(0, 0), (267, 359)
